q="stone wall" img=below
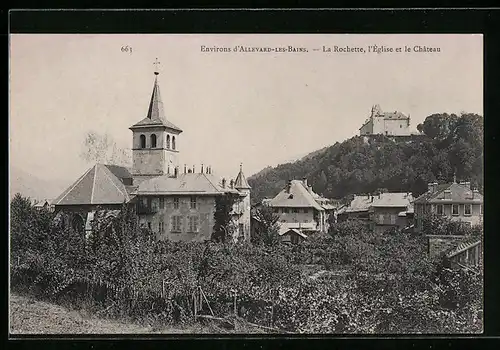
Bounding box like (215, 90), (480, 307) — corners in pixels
(426, 235), (465, 258)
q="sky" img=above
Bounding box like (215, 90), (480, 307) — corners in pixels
(9, 34), (483, 184)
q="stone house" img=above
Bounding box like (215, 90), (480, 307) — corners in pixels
(413, 180), (483, 233)
(359, 104), (412, 137)
(53, 64), (251, 241)
(337, 191), (414, 233)
(266, 178), (335, 241)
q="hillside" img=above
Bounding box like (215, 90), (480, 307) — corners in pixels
(9, 167), (70, 202)
(248, 113), (483, 204)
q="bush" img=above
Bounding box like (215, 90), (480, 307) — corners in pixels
(9, 194), (482, 333)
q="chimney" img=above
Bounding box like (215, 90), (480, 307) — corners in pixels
(184, 164), (187, 174)
(192, 165), (195, 173)
(222, 178), (226, 189)
(308, 185), (313, 194)
(302, 177), (308, 187)
(428, 183), (435, 193)
(371, 195), (374, 202)
(286, 180), (292, 193)
(230, 179), (234, 189)
(201, 164), (204, 174)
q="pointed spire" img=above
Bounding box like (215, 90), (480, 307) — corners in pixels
(129, 58), (183, 133)
(234, 163), (251, 189)
(146, 73), (166, 122)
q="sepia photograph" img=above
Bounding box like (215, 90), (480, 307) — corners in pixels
(9, 33), (483, 335)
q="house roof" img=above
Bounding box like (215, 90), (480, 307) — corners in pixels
(278, 227), (309, 239)
(133, 172), (239, 196)
(344, 192), (413, 213)
(371, 192), (414, 208)
(344, 195), (372, 213)
(130, 75), (182, 133)
(445, 236), (482, 259)
(268, 180), (324, 211)
(234, 164), (251, 189)
(413, 182), (483, 204)
(53, 164), (131, 206)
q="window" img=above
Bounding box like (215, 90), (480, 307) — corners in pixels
(303, 209), (309, 214)
(378, 214), (384, 223)
(239, 223), (244, 235)
(273, 208), (279, 213)
(390, 214), (396, 225)
(173, 197), (179, 209)
(159, 221), (165, 234)
(171, 216), (182, 232)
(293, 208), (299, 213)
(464, 204), (472, 216)
(71, 215), (84, 233)
(452, 204), (459, 216)
(147, 222), (152, 230)
(283, 208), (289, 214)
(190, 196), (197, 209)
(431, 204), (436, 213)
(151, 198), (159, 211)
(188, 216), (199, 233)
(437, 204), (444, 216)
(172, 136), (176, 150)
(150, 134), (157, 148)
(480, 204), (483, 215)
(166, 135), (171, 149)
(140, 134), (146, 148)
(159, 197), (165, 209)
(291, 233), (300, 245)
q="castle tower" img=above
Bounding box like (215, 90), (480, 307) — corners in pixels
(129, 59), (182, 182)
(234, 163), (251, 242)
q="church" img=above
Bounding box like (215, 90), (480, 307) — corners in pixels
(52, 61), (251, 242)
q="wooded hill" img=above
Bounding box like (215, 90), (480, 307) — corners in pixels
(248, 113), (483, 204)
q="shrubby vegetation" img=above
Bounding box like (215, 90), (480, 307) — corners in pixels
(421, 213), (483, 237)
(248, 113), (483, 204)
(10, 194), (482, 333)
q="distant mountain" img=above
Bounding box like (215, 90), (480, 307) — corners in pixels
(9, 167), (70, 203)
(248, 113), (483, 205)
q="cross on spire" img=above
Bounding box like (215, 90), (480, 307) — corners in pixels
(153, 58), (161, 75)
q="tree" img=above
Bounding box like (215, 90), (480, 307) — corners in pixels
(80, 131), (131, 166)
(251, 205), (281, 246)
(212, 194), (237, 243)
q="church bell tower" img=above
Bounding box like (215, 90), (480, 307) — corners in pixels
(129, 58), (182, 182)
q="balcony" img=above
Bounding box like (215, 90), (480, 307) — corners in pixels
(136, 202), (157, 215)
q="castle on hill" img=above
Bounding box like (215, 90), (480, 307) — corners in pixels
(359, 104), (421, 137)
(52, 60), (251, 242)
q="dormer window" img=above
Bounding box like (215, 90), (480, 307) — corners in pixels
(288, 194), (294, 199)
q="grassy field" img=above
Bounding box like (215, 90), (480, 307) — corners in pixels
(9, 293), (269, 335)
(9, 293), (207, 334)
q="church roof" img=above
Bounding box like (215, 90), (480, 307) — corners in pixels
(53, 164), (131, 206)
(130, 75), (183, 133)
(134, 172), (235, 196)
(234, 165), (251, 189)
